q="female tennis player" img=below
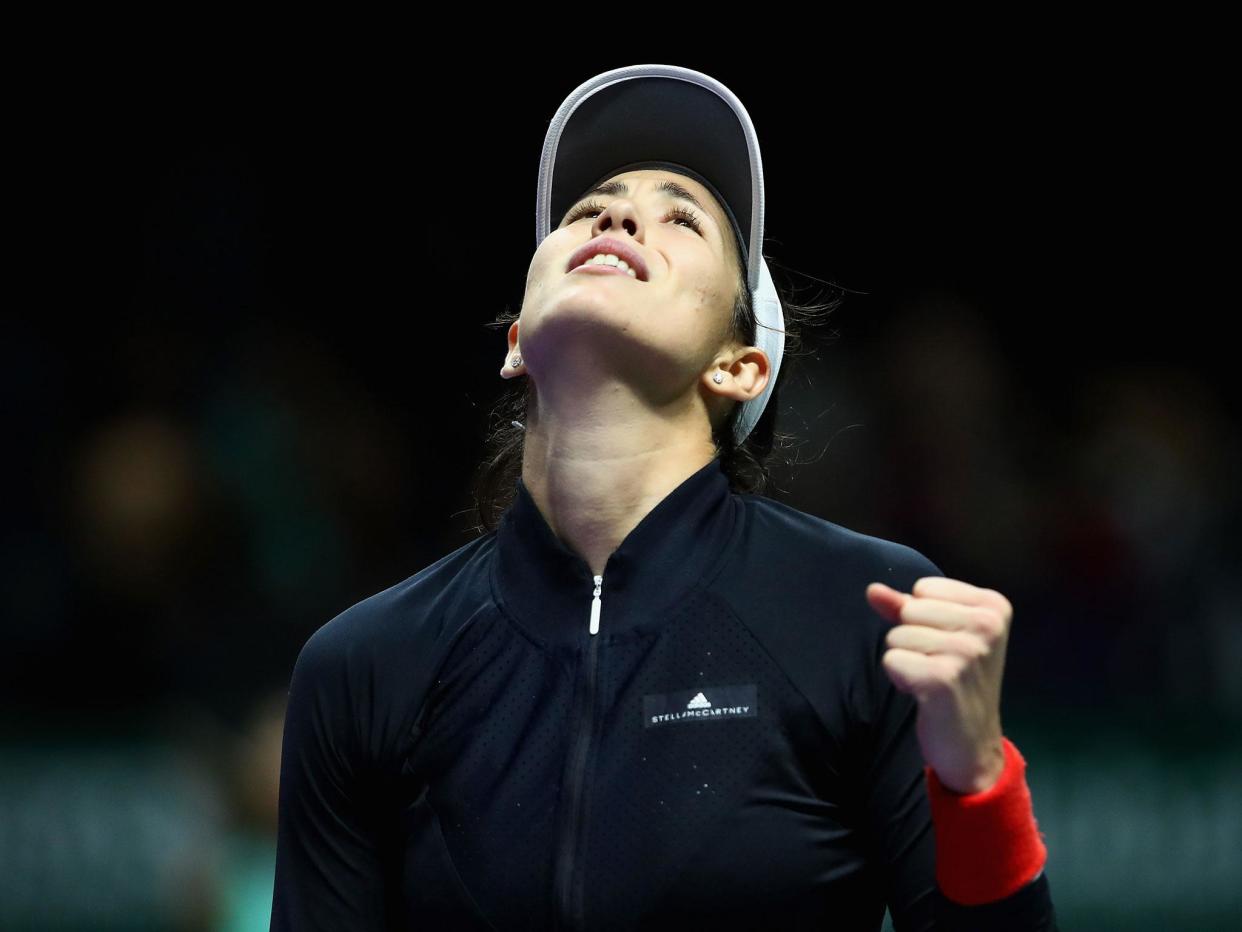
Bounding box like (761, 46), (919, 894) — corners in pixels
(271, 64), (1058, 931)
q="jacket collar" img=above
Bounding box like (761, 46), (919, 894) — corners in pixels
(492, 456), (739, 649)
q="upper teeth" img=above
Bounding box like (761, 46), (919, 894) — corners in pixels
(582, 253), (638, 277)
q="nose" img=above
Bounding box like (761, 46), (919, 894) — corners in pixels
(591, 199), (644, 242)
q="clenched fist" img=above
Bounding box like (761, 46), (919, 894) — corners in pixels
(866, 576), (1012, 795)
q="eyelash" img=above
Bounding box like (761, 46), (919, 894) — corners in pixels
(562, 199), (705, 234)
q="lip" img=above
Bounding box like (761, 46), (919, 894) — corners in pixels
(569, 264), (635, 278)
(565, 236), (649, 282)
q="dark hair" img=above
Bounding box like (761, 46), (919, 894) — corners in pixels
(469, 233), (841, 534)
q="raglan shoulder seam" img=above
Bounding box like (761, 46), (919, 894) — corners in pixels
(290, 530), (499, 776)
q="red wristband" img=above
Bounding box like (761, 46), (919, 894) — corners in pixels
(924, 735), (1048, 905)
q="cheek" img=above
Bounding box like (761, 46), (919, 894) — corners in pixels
(687, 269), (737, 333)
(527, 235), (572, 291)
(524, 255), (552, 298)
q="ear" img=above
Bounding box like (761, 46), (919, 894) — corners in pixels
(500, 321), (524, 379)
(704, 346), (770, 401)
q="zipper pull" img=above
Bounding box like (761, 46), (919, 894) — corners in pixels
(589, 574), (603, 636)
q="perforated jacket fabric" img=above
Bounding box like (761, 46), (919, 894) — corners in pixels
(270, 456), (1059, 931)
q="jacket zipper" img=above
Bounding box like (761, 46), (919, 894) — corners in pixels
(554, 572), (604, 931)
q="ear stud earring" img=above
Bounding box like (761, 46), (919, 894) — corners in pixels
(712, 372), (724, 384)
(510, 355), (523, 367)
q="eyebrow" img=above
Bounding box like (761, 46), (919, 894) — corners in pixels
(564, 179), (718, 228)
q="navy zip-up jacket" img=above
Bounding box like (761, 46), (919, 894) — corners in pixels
(270, 456), (1059, 930)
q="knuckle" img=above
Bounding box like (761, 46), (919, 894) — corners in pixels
(982, 588), (1014, 620)
(973, 609), (1003, 638)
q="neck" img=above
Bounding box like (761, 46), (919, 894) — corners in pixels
(519, 380), (719, 578)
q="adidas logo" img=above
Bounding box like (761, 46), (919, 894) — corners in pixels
(642, 684), (758, 729)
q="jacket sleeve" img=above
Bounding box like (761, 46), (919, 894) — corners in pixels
(859, 552), (1060, 932)
(270, 624), (395, 930)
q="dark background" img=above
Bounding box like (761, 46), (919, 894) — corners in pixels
(4, 48), (1237, 929)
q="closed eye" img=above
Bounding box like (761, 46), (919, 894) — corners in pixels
(561, 199), (705, 235)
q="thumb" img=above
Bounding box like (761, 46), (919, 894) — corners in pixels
(866, 582), (908, 624)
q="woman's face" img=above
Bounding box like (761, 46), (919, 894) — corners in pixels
(509, 168), (747, 405)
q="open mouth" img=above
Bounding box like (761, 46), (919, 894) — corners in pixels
(566, 237), (649, 282)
